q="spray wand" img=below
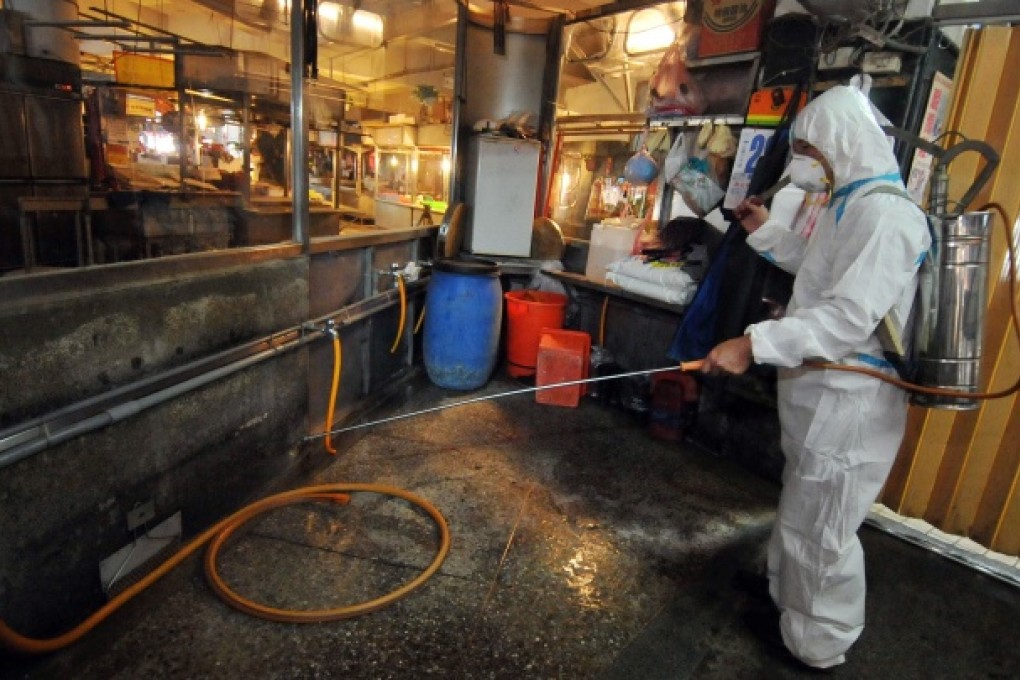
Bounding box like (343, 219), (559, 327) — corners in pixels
(307, 361), (704, 440)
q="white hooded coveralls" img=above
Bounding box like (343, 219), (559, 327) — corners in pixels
(744, 86), (930, 669)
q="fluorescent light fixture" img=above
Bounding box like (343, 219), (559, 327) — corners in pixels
(185, 88), (233, 103)
(319, 2), (341, 23)
(318, 1), (384, 48)
(625, 8), (675, 54)
(236, 0), (290, 27)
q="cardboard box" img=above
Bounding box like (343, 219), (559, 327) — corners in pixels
(697, 0), (776, 58)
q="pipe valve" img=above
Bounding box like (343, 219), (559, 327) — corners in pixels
(376, 262), (422, 286)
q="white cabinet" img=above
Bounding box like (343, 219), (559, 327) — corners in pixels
(464, 136), (540, 257)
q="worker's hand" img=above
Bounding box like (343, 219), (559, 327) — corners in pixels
(733, 198), (769, 234)
(701, 335), (754, 376)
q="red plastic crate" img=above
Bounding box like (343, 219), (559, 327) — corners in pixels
(535, 330), (591, 408)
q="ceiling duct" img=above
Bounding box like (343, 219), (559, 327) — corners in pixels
(565, 16), (615, 62)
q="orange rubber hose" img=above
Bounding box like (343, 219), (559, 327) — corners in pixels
(390, 275), (407, 354)
(203, 484), (451, 623)
(414, 305), (426, 334)
(0, 484), (451, 654)
(0, 512), (223, 655)
(324, 331), (342, 455)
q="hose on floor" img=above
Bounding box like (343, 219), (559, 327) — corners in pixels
(0, 319), (451, 656)
(202, 484), (450, 624)
(0, 483), (450, 655)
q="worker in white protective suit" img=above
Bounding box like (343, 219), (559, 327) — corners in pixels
(702, 85), (931, 670)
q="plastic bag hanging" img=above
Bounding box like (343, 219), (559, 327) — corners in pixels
(663, 133), (689, 191)
(647, 33), (707, 116)
(664, 132), (724, 217)
(624, 129), (660, 186)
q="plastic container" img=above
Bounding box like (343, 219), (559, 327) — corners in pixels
(423, 259), (502, 390)
(585, 222), (639, 282)
(536, 330), (591, 407)
(504, 290), (568, 377)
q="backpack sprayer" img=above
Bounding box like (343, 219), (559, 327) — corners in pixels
(876, 126), (1017, 410)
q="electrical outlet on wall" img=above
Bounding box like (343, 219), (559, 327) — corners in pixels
(126, 499), (155, 531)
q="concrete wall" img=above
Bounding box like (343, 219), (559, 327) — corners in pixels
(0, 233), (425, 636)
(0, 256), (309, 635)
(0, 260), (308, 427)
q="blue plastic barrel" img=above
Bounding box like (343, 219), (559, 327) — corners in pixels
(423, 259), (502, 390)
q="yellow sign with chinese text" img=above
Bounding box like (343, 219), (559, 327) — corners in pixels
(114, 51), (175, 88)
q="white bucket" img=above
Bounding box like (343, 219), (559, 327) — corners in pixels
(585, 222), (638, 282)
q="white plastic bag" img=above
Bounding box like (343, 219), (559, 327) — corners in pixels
(664, 133), (724, 217)
(677, 165), (725, 217)
(663, 134), (688, 191)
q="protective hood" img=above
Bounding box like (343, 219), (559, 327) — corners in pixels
(792, 85), (900, 190)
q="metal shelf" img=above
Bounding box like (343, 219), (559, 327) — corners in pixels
(648, 114), (747, 129)
(548, 271), (688, 315)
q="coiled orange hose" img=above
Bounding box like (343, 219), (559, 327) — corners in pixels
(202, 483), (451, 623)
(0, 484), (450, 654)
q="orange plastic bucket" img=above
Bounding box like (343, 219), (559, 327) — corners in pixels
(504, 290), (568, 377)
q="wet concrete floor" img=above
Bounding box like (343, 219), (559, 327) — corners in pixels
(6, 373), (1020, 679)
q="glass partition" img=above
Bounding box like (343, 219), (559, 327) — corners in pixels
(309, 129), (338, 206)
(415, 149), (451, 214)
(3, 1), (458, 279)
(376, 149), (412, 202)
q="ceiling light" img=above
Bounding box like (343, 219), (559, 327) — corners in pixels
(318, 1), (384, 48)
(235, 0), (290, 27)
(625, 8), (675, 55)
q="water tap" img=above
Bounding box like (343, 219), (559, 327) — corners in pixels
(376, 262), (422, 286)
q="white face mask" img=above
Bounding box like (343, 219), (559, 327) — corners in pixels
(788, 153), (830, 192)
